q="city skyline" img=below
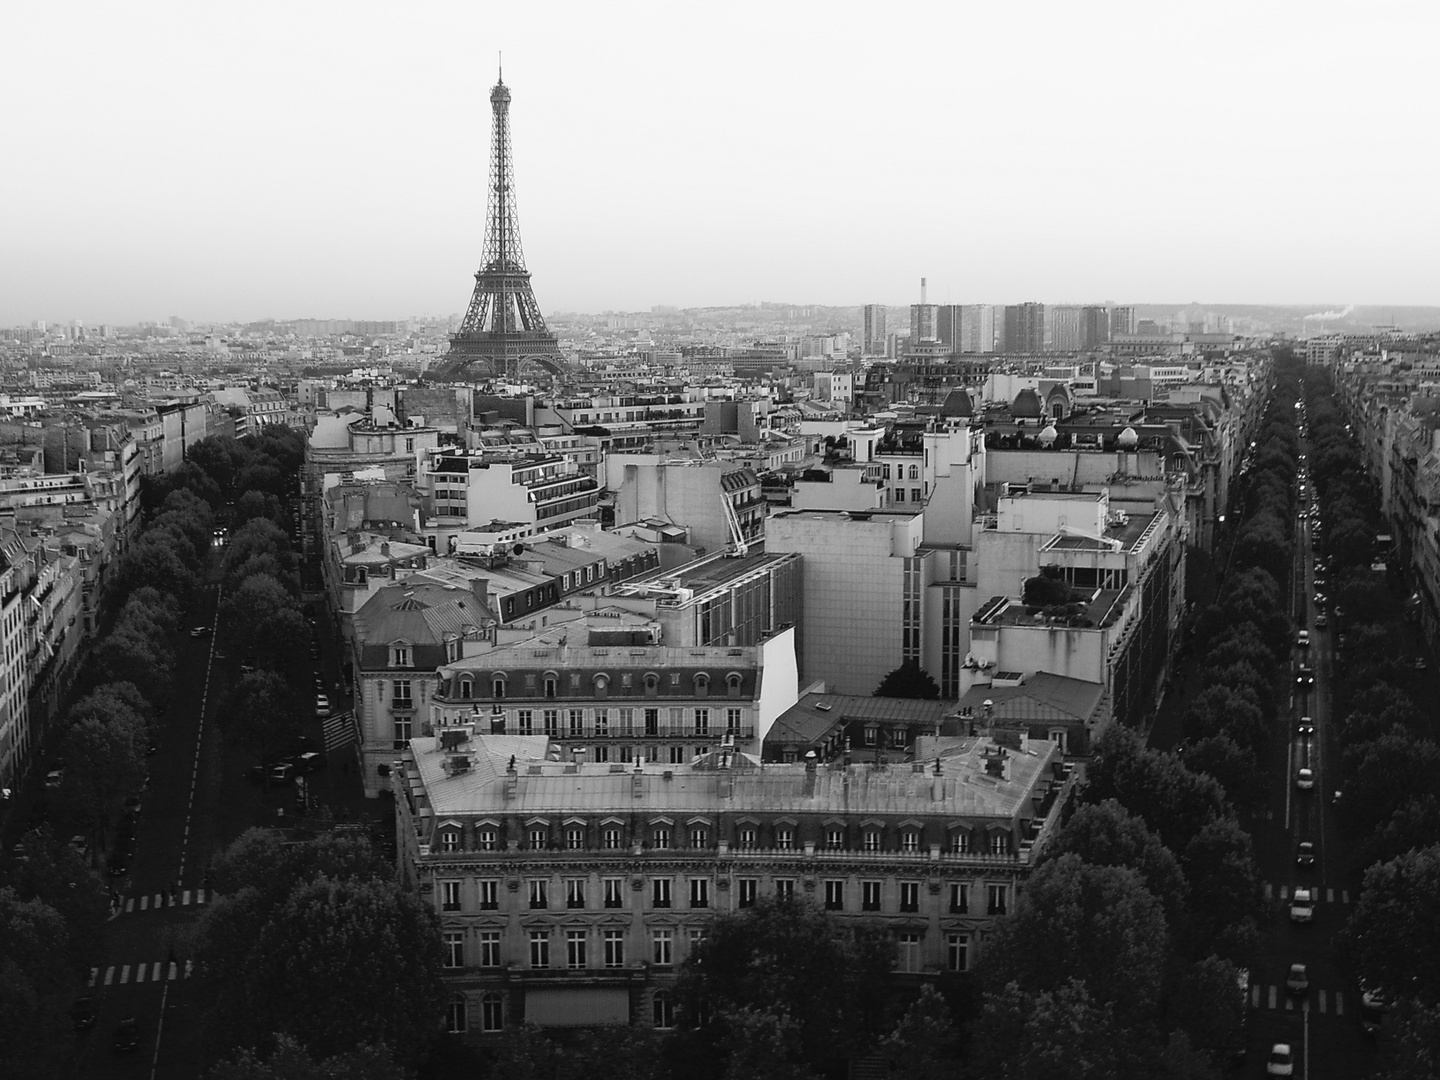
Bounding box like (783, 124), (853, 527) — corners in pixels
(4, 1), (1439, 326)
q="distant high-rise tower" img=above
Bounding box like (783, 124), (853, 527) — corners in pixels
(1050, 306), (1084, 352)
(862, 304), (888, 356)
(1111, 306), (1136, 336)
(436, 71), (565, 381)
(910, 278), (939, 343)
(1002, 302), (1045, 352)
(1080, 306), (1111, 349)
(959, 305), (995, 353)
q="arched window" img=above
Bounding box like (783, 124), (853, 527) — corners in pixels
(593, 673), (609, 698)
(644, 673), (660, 698)
(459, 678), (473, 700)
(492, 675), (507, 700)
(693, 673), (710, 698)
(481, 992), (504, 1032)
(544, 672), (559, 699)
(446, 994), (467, 1034)
(909, 465), (919, 480)
(652, 989), (675, 1029)
(726, 672), (743, 698)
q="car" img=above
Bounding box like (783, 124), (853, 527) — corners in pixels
(113, 1017), (141, 1053)
(1314, 592), (1327, 606)
(1296, 840), (1315, 867)
(270, 762), (294, 785)
(108, 853), (129, 878)
(71, 995), (97, 1031)
(124, 793), (142, 814)
(240, 656), (257, 674)
(296, 751), (327, 774)
(1417, 657), (1430, 671)
(1296, 767), (1314, 790)
(1360, 982), (1390, 1037)
(1315, 613), (1328, 628)
(1297, 717), (1314, 736)
(1312, 576), (1326, 588)
(189, 625), (210, 638)
(1290, 887), (1315, 923)
(1287, 963), (1310, 996)
(1295, 666), (1315, 687)
(1267, 1042), (1295, 1077)
(1297, 630), (1310, 648)
(146, 740), (159, 756)
(45, 769), (64, 788)
(314, 694), (331, 718)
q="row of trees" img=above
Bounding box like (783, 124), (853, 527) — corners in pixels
(1297, 367), (1440, 1078)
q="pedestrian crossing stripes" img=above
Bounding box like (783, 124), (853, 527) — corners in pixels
(1248, 985), (1345, 1015)
(1262, 883), (1349, 904)
(120, 888), (210, 914)
(90, 960), (194, 987)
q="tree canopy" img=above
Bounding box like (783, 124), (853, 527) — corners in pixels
(873, 660), (940, 700)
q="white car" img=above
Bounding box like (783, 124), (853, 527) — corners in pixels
(1297, 630), (1310, 648)
(1267, 1042), (1295, 1076)
(314, 694), (331, 718)
(1289, 887), (1314, 923)
(1296, 767), (1314, 790)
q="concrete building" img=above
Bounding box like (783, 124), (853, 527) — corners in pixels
(606, 458), (765, 557)
(862, 304), (888, 357)
(1002, 303), (1045, 353)
(610, 550), (802, 649)
(393, 716), (1075, 1040)
(420, 449), (602, 554)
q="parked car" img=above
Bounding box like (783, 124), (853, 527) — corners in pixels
(113, 1017), (141, 1053)
(1297, 630), (1310, 648)
(1315, 613), (1328, 628)
(314, 694), (331, 718)
(189, 625), (210, 638)
(296, 751), (327, 774)
(71, 996), (97, 1032)
(45, 769), (64, 788)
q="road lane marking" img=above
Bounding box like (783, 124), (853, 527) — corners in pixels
(1264, 883), (1273, 900)
(125, 898), (135, 913)
(1280, 885), (1289, 899)
(89, 967), (99, 987)
(139, 896), (149, 911)
(1319, 989), (1327, 1013)
(1327, 887), (1334, 902)
(105, 966), (116, 986)
(1251, 985), (1260, 1008)
(1343, 889), (1349, 903)
(1268, 985), (1277, 1009)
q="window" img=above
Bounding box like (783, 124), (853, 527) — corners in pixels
(695, 676), (710, 699)
(529, 931), (550, 968)
(862, 880), (882, 912)
(390, 645), (412, 667)
(690, 878), (710, 909)
(947, 933), (969, 972)
(689, 826), (708, 848)
(492, 678), (506, 699)
(603, 827), (623, 850)
(604, 929), (625, 968)
(566, 878), (586, 909)
(566, 826), (585, 850)
(652, 990), (675, 1029)
(439, 829), (460, 853)
(987, 884), (1007, 916)
(652, 878), (672, 909)
(441, 880), (461, 912)
(727, 707), (743, 730)
(895, 488), (906, 503)
(618, 708), (635, 735)
(479, 931), (501, 967)
(479, 879), (499, 910)
(738, 878), (758, 908)
(478, 827), (497, 851)
(950, 832), (970, 855)
(909, 465), (919, 480)
(990, 833), (1010, 856)
(726, 674), (743, 699)
(864, 725), (879, 747)
(603, 877), (624, 909)
(824, 880), (845, 911)
(443, 931), (464, 969)
(566, 930), (587, 969)
(528, 879), (548, 909)
(618, 745), (633, 763)
(882, 464), (891, 479)
(949, 883), (969, 914)
(912, 488), (922, 503)
(826, 828), (844, 850)
(652, 827), (671, 850)
(644, 675), (660, 699)
(900, 881), (920, 913)
(392, 715), (411, 748)
(738, 827), (757, 849)
(669, 706), (685, 731)
(644, 708), (659, 735)
(543, 709), (559, 736)
(517, 710), (534, 735)
(594, 744), (609, 763)
(775, 879), (795, 902)
(863, 830), (881, 852)
(543, 676), (557, 699)
(688, 927), (707, 954)
(652, 929), (673, 966)
(901, 830), (920, 853)
(393, 679), (412, 706)
(898, 932), (921, 973)
(528, 827), (548, 850)
(594, 708), (609, 736)
(669, 745), (686, 764)
(481, 993), (504, 1032)
(445, 993), (467, 1034)
(776, 827), (794, 851)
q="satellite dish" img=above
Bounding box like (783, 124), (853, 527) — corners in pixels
(512, 543), (525, 555)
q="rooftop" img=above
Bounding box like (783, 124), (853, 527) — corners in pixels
(767, 693), (953, 746)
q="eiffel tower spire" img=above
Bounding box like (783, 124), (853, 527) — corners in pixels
(438, 71), (565, 380)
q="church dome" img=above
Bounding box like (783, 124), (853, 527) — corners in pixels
(1038, 424), (1058, 446)
(1013, 387), (1043, 418)
(1117, 426), (1139, 448)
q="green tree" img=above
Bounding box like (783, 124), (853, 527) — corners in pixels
(93, 626), (174, 709)
(979, 855), (1170, 1032)
(674, 899), (895, 1077)
(1082, 726), (1230, 854)
(1181, 685), (1265, 753)
(232, 490), (290, 534)
(873, 660), (940, 700)
(1342, 727), (1440, 833)
(0, 888), (76, 1080)
(1183, 734), (1264, 813)
(1366, 795), (1440, 867)
(1169, 954), (1245, 1071)
(879, 983), (961, 1079)
(110, 533), (198, 607)
(221, 671), (307, 767)
(203, 1034), (407, 1080)
(60, 708), (146, 859)
(237, 877), (443, 1064)
(7, 825), (109, 973)
(1341, 845), (1440, 1006)
(969, 979), (1128, 1080)
(210, 828), (388, 904)
(224, 573), (301, 655)
(1370, 1000), (1440, 1080)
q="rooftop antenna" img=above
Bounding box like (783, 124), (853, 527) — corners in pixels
(498, 51), (503, 82)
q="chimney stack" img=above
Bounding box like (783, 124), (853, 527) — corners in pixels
(931, 757), (945, 802)
(803, 750), (817, 797)
(504, 755), (518, 801)
(632, 756), (645, 799)
(920, 277), (928, 305)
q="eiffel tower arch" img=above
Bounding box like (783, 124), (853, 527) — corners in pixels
(435, 73), (566, 382)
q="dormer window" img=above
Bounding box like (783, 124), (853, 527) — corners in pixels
(694, 674), (710, 698)
(459, 678), (473, 700)
(492, 675), (507, 700)
(543, 673), (559, 699)
(643, 673), (659, 698)
(726, 673), (743, 698)
(593, 674), (609, 698)
(445, 636), (460, 663)
(390, 644), (413, 668)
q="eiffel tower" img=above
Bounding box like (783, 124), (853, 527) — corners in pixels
(435, 71), (565, 381)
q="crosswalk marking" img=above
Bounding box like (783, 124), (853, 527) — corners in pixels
(1343, 889), (1350, 903)
(1268, 985), (1277, 1009)
(104, 966), (116, 986)
(1319, 989), (1328, 1013)
(118, 890), (210, 916)
(136, 964), (146, 984)
(1327, 887), (1335, 902)
(93, 960), (196, 986)
(89, 967), (98, 987)
(120, 964), (131, 984)
(1250, 985), (1260, 1008)
(1336, 992), (1344, 1015)
(139, 895), (148, 911)
(1263, 883), (1273, 900)
(1280, 884), (1289, 900)
(151, 962), (162, 982)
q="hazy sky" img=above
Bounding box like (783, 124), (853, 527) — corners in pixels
(4, 1), (1439, 326)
